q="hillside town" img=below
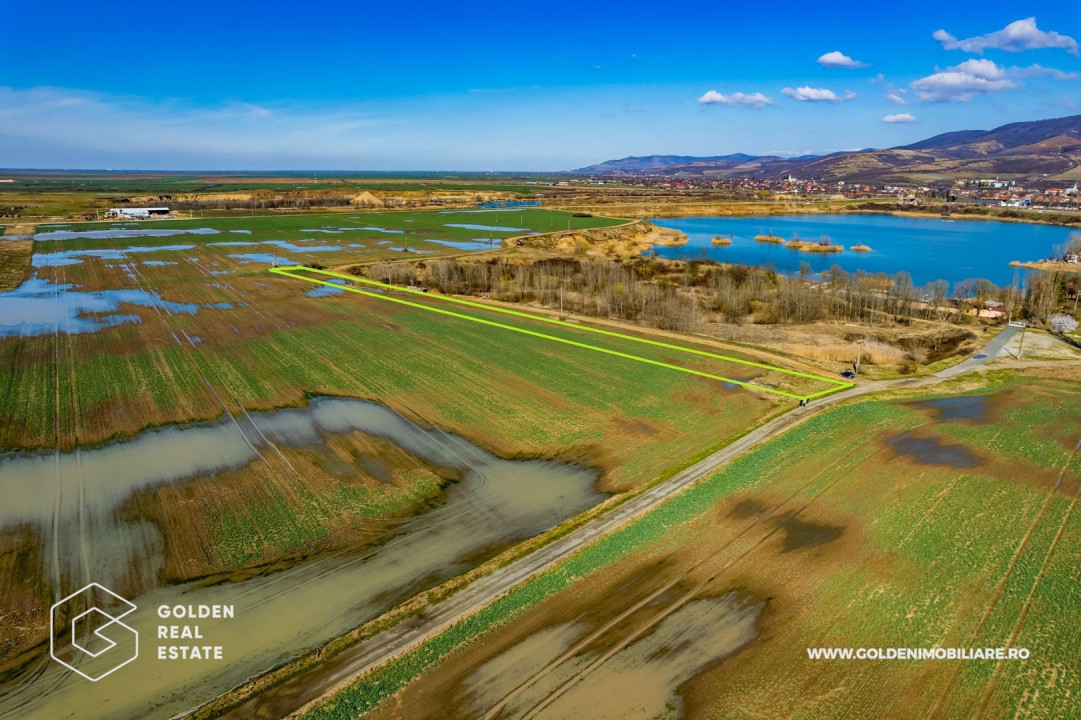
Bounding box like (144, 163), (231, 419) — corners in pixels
(576, 174), (1081, 210)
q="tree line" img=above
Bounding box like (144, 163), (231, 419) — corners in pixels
(363, 255), (1078, 333)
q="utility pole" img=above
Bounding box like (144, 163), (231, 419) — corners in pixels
(854, 339), (865, 374)
(1016, 323), (1027, 359)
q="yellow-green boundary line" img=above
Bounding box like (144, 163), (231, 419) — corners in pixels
(270, 265), (853, 401)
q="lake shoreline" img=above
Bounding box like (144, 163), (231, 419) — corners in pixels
(646, 207), (1081, 230)
(647, 213), (1074, 286)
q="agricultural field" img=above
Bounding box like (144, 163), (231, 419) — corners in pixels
(0, 207), (832, 718)
(315, 374), (1081, 720)
(0, 234), (32, 291)
(0, 171), (554, 218)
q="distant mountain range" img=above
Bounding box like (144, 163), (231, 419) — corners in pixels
(573, 114), (1081, 185)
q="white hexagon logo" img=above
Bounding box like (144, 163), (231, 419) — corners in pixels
(50, 582), (138, 682)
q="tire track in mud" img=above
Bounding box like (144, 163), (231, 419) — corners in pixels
(512, 440), (897, 720)
(182, 256), (475, 536)
(807, 423), (1009, 657)
(231, 400), (517, 614)
(484, 431), (894, 720)
(971, 437), (1081, 720)
(56, 261), (91, 589)
(928, 438), (1081, 720)
(119, 258), (271, 467)
(49, 264), (63, 595)
(2, 264), (84, 717)
(893, 425), (1009, 553)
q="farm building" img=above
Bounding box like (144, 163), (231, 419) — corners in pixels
(104, 207), (170, 219)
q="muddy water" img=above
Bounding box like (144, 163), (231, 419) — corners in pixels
(0, 398), (603, 720)
(911, 395), (991, 423)
(458, 592), (762, 719)
(889, 433), (982, 468)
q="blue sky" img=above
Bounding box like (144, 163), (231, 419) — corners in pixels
(2, 1), (1080, 170)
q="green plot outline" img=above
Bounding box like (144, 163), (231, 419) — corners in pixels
(270, 265), (853, 401)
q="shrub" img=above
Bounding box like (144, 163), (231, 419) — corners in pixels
(1050, 313), (1078, 334)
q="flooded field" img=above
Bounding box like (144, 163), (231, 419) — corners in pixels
(355, 380), (1081, 720)
(0, 209), (786, 720)
(0, 274), (224, 338)
(0, 397), (604, 720)
(450, 592), (762, 720)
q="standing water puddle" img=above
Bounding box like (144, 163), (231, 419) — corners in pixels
(888, 433), (982, 468)
(459, 592), (763, 720)
(0, 274), (226, 338)
(33, 228), (221, 242)
(32, 244), (197, 267)
(444, 223), (526, 232)
(910, 395), (991, 423)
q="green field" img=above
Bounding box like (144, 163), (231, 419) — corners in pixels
(1, 171), (555, 195)
(275, 265), (852, 401)
(306, 374), (1081, 720)
(0, 171), (564, 217)
(34, 208), (621, 248)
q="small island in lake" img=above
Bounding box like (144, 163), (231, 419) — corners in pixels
(786, 235), (844, 253)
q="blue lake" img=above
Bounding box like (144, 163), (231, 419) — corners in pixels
(649, 214), (1075, 287)
(476, 201), (541, 208)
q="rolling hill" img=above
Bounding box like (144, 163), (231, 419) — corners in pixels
(574, 114), (1081, 184)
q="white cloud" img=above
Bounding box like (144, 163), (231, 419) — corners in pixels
(781, 86), (857, 102)
(886, 91), (908, 105)
(0, 86), (404, 168)
(817, 51), (869, 68)
(869, 73), (886, 85)
(934, 17), (1079, 57)
(910, 59), (1017, 102)
(697, 90), (773, 108)
(883, 113), (917, 123)
(1011, 64), (1080, 80)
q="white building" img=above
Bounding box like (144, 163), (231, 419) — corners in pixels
(105, 207), (170, 219)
